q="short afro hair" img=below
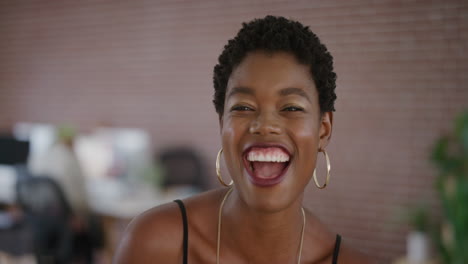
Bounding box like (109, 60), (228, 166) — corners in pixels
(213, 15), (337, 117)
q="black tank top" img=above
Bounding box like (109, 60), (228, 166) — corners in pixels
(174, 200), (341, 264)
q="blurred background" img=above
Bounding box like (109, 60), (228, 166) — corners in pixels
(0, 0), (467, 263)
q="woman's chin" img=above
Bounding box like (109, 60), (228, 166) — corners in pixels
(244, 194), (295, 213)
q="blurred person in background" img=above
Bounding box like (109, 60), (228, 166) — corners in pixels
(115, 16), (373, 264)
(29, 125), (103, 263)
(30, 126), (89, 231)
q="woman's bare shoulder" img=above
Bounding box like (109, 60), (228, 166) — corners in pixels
(335, 240), (377, 264)
(304, 211), (376, 264)
(113, 201), (183, 264)
(113, 188), (224, 264)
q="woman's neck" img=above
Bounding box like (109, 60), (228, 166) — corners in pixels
(221, 188), (305, 264)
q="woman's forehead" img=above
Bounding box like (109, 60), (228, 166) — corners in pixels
(226, 51), (316, 97)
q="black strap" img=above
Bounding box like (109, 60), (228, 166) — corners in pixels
(174, 200), (188, 264)
(332, 234), (341, 264)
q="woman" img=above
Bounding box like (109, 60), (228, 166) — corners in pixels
(114, 16), (372, 264)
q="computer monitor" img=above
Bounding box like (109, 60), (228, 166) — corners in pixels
(0, 136), (30, 165)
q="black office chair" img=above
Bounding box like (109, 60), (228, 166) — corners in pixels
(157, 147), (208, 191)
(16, 175), (106, 264)
(16, 176), (74, 264)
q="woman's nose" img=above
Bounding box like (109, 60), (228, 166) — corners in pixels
(249, 112), (282, 135)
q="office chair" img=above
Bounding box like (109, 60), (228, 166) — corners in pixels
(157, 147), (208, 191)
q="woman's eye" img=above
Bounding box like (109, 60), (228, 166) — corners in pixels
(231, 105), (253, 111)
(282, 106), (304, 112)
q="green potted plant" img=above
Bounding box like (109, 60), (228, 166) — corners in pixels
(403, 203), (431, 263)
(432, 111), (468, 264)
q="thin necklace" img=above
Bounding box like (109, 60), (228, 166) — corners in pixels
(216, 188), (306, 264)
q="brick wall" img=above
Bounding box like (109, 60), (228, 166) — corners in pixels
(1, 0), (467, 261)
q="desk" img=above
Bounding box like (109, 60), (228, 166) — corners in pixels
(87, 179), (198, 218)
(0, 252), (35, 264)
(393, 257), (439, 264)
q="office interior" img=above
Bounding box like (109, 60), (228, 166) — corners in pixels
(0, 1), (467, 263)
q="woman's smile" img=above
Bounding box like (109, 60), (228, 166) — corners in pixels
(243, 144), (292, 186)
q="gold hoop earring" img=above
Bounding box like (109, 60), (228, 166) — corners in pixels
(313, 149), (331, 189)
(216, 148), (233, 187)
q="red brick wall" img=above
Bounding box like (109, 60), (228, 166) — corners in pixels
(1, 0), (467, 261)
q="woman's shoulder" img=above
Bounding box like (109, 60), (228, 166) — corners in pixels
(335, 241), (376, 264)
(113, 188), (225, 264)
(306, 233), (375, 264)
(113, 199), (183, 264)
(304, 211), (376, 264)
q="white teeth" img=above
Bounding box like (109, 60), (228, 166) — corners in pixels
(247, 149), (290, 162)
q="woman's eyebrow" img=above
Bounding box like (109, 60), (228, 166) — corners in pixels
(227, 86), (254, 99)
(227, 86), (310, 102)
(279, 87), (310, 102)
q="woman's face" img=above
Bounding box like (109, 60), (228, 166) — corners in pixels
(220, 51), (333, 212)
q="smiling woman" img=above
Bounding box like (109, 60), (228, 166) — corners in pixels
(114, 16), (373, 264)
(221, 51), (326, 213)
